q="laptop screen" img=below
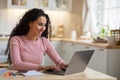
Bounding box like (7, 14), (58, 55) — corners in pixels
(65, 50), (94, 75)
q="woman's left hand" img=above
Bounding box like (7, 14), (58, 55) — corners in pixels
(59, 63), (68, 69)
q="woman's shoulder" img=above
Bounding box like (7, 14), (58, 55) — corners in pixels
(40, 37), (52, 47)
(10, 36), (23, 41)
(41, 37), (48, 41)
(11, 36), (22, 39)
(41, 37), (50, 43)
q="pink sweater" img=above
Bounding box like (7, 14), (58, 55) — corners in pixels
(10, 36), (65, 70)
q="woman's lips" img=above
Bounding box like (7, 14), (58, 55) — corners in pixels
(38, 30), (42, 34)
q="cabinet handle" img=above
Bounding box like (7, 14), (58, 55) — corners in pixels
(99, 49), (104, 51)
(85, 46), (90, 49)
(71, 43), (75, 46)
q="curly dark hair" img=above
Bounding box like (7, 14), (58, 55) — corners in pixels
(5, 8), (52, 63)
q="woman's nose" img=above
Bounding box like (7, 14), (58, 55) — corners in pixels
(39, 26), (44, 31)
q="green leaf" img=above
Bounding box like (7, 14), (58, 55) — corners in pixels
(101, 27), (105, 33)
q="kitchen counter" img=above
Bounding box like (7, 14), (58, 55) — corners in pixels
(51, 38), (120, 49)
(0, 37), (120, 49)
(0, 37), (9, 40)
(0, 67), (117, 80)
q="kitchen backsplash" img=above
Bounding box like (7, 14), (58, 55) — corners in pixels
(0, 8), (26, 35)
(0, 8), (71, 37)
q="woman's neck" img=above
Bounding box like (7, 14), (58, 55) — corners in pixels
(25, 33), (38, 41)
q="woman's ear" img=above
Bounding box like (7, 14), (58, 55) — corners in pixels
(28, 22), (33, 28)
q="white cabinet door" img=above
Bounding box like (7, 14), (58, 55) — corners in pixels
(51, 0), (72, 11)
(107, 49), (120, 79)
(7, 0), (72, 11)
(87, 47), (107, 73)
(96, 48), (107, 73)
(0, 40), (8, 63)
(7, 0), (50, 9)
(0, 40), (8, 55)
(33, 0), (51, 10)
(51, 41), (63, 56)
(7, 0), (31, 8)
(61, 42), (74, 63)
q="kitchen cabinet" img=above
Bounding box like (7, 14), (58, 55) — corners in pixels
(87, 47), (107, 73)
(7, 0), (48, 9)
(7, 0), (31, 8)
(47, 40), (120, 79)
(51, 0), (72, 11)
(7, 0), (72, 11)
(31, 0), (51, 10)
(0, 40), (8, 55)
(44, 41), (63, 66)
(0, 39), (8, 63)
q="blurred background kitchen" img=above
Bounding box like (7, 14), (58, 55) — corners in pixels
(0, 0), (82, 39)
(0, 0), (120, 39)
(0, 0), (120, 79)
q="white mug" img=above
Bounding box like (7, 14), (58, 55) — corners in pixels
(107, 36), (116, 45)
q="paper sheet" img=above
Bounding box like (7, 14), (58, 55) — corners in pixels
(22, 70), (43, 76)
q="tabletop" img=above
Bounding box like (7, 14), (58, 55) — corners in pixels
(0, 67), (117, 80)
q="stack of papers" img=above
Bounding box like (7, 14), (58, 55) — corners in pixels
(17, 70), (43, 76)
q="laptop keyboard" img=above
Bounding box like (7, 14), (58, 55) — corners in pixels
(46, 68), (66, 72)
(43, 68), (66, 75)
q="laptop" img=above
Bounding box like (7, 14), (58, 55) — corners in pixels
(43, 50), (94, 75)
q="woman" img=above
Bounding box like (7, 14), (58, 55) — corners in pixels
(5, 8), (67, 71)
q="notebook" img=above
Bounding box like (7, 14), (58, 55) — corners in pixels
(43, 50), (94, 75)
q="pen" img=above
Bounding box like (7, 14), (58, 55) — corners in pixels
(11, 72), (16, 76)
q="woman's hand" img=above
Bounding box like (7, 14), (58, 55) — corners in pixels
(59, 63), (68, 69)
(38, 65), (61, 71)
(44, 65), (61, 71)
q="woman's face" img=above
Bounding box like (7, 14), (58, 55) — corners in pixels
(29, 16), (47, 37)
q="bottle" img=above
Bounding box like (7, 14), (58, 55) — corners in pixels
(71, 30), (76, 40)
(57, 25), (64, 38)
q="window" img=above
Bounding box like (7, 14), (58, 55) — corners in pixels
(97, 0), (120, 30)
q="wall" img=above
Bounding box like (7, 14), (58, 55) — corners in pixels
(0, 0), (27, 35)
(0, 0), (82, 38)
(70, 0), (83, 38)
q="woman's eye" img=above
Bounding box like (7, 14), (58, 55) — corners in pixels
(38, 23), (43, 26)
(38, 23), (46, 27)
